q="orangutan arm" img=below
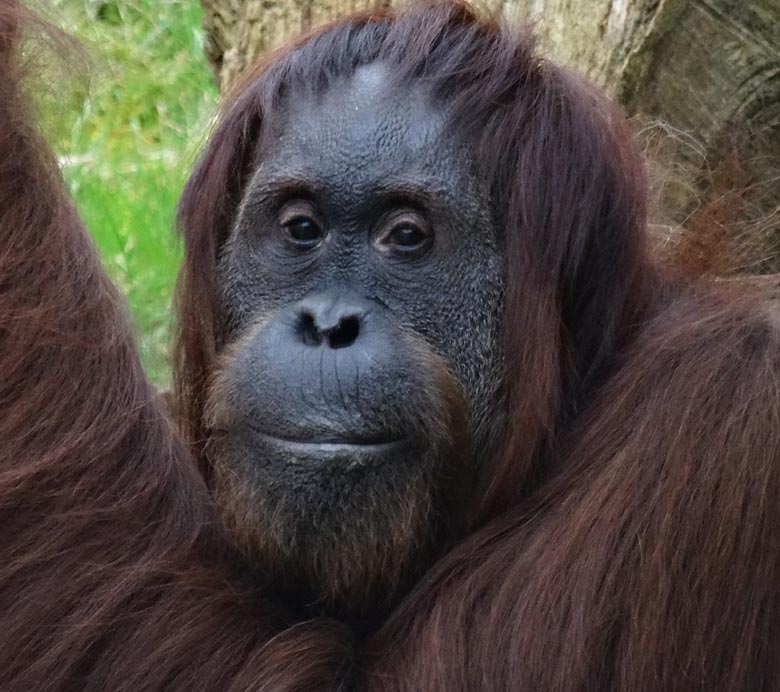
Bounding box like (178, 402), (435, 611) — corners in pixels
(367, 286), (780, 692)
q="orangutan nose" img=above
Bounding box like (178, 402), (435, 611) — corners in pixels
(293, 291), (370, 350)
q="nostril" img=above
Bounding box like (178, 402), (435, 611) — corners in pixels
(297, 312), (322, 347)
(296, 310), (361, 349)
(327, 316), (360, 350)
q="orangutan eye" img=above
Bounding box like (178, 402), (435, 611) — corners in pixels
(387, 224), (427, 248)
(283, 217), (322, 246)
(278, 203), (324, 249)
(378, 213), (432, 255)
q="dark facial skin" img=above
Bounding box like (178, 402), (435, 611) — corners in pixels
(207, 64), (505, 617)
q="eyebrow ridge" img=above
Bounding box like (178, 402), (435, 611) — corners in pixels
(246, 173), (454, 209)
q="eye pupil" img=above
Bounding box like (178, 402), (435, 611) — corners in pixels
(389, 225), (426, 248)
(283, 217), (321, 246)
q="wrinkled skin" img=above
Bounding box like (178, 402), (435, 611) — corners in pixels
(206, 64), (505, 615)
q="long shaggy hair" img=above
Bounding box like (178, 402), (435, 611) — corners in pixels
(3, 2), (780, 691)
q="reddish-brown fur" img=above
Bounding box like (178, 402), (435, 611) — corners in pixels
(3, 2), (780, 691)
(0, 5), (351, 691)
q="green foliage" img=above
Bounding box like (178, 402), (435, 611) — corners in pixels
(46, 0), (218, 385)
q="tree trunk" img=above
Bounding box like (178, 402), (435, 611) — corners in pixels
(513, 0), (780, 270)
(201, 0), (391, 91)
(201, 0), (780, 270)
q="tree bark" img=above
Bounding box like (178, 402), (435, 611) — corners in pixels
(514, 0), (780, 263)
(201, 0), (780, 269)
(201, 0), (391, 91)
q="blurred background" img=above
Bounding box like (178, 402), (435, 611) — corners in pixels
(45, 0), (218, 385)
(43, 0), (780, 386)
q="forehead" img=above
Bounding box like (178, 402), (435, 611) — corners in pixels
(256, 63), (470, 187)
